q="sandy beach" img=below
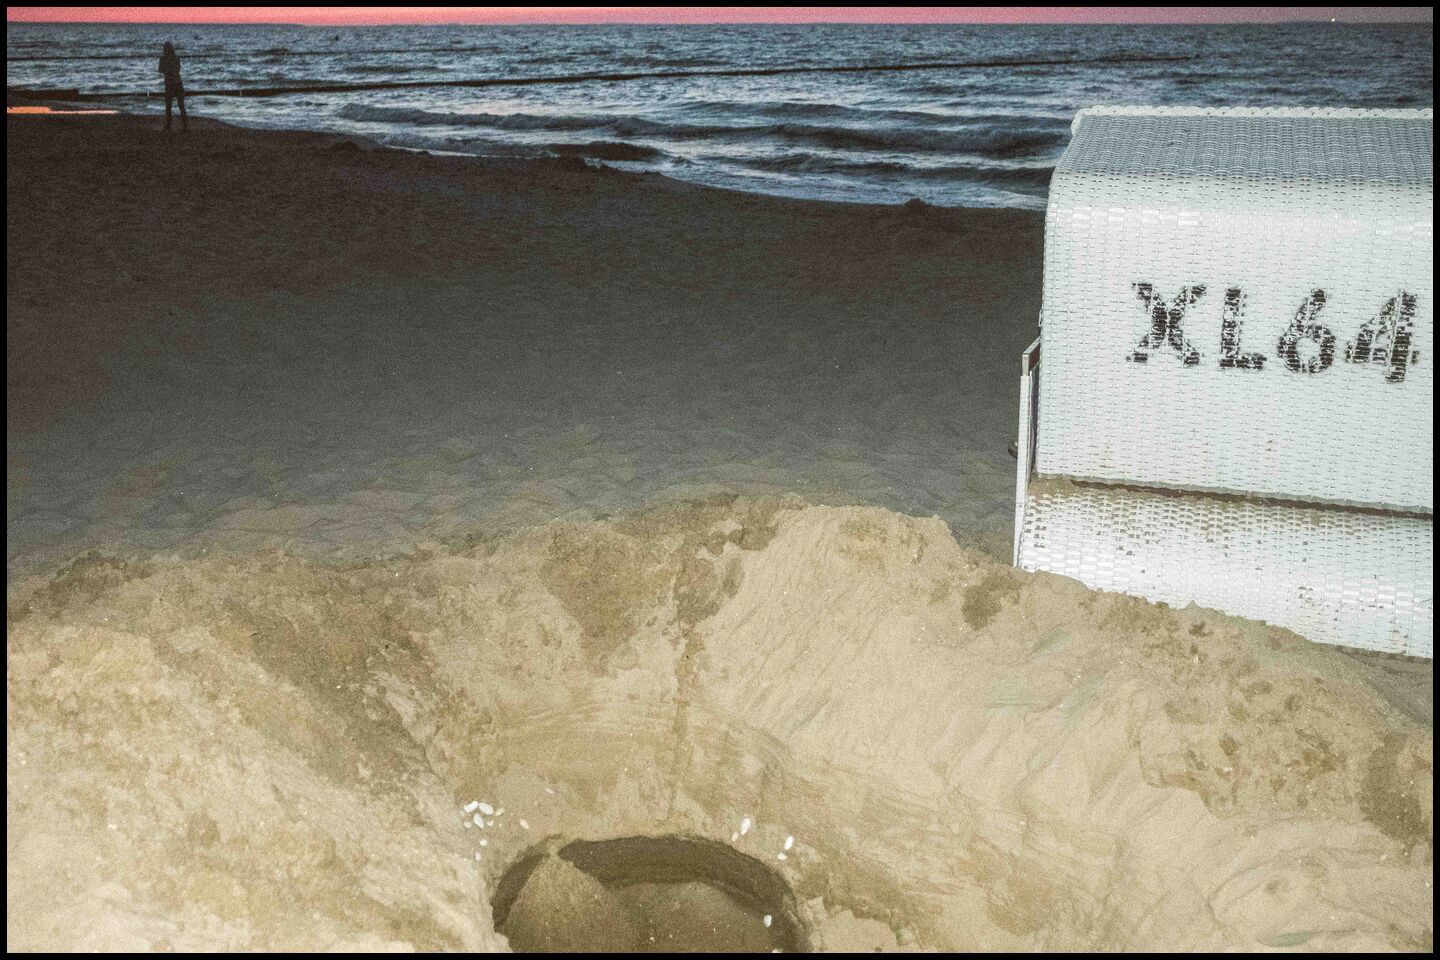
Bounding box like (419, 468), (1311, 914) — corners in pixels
(8, 111), (1039, 577)
(6, 111), (1432, 952)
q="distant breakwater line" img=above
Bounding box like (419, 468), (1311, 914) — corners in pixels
(10, 53), (1197, 101)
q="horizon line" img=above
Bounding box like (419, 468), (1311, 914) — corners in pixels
(8, 17), (1432, 26)
(6, 6), (1433, 27)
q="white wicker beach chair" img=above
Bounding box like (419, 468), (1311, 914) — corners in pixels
(1015, 106), (1433, 657)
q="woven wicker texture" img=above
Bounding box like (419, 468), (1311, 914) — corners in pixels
(1018, 482), (1433, 657)
(1038, 107), (1433, 512)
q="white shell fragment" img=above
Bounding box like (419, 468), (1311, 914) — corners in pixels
(478, 838), (488, 847)
(740, 817), (752, 836)
(463, 800), (481, 813)
(519, 819), (530, 830)
(486, 819), (495, 827)
(783, 835), (794, 851)
(474, 852), (483, 861)
(473, 814), (485, 828)
(730, 831), (739, 843)
(777, 852), (787, 861)
(763, 915), (773, 928)
(495, 808), (505, 816)
(477, 802), (495, 816)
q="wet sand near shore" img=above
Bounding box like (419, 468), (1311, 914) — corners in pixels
(8, 111), (1040, 579)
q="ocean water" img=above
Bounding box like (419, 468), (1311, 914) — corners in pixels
(7, 22), (1433, 209)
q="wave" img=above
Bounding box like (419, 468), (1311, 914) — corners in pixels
(755, 122), (1063, 157)
(336, 103), (604, 131)
(738, 152), (1054, 189)
(613, 55), (729, 68)
(696, 100), (1076, 129)
(545, 140), (666, 161)
(689, 99), (971, 124)
(333, 102), (1065, 159)
(910, 163), (1055, 189)
(738, 154), (911, 176)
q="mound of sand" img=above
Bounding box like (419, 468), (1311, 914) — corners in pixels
(6, 497), (1432, 951)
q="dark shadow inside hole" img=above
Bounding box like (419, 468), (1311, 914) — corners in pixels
(492, 834), (810, 953)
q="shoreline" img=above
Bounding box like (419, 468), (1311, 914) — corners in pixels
(8, 110), (1043, 580)
(52, 99), (1058, 211)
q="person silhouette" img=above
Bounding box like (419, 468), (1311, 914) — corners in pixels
(159, 42), (187, 131)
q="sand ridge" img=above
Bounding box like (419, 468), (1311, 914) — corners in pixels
(6, 497), (1432, 951)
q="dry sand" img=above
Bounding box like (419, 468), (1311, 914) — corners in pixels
(6, 113), (1433, 952)
(6, 497), (1432, 951)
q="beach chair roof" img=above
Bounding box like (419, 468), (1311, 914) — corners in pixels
(1037, 105), (1433, 513)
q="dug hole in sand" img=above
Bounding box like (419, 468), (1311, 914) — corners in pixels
(6, 496), (1433, 951)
